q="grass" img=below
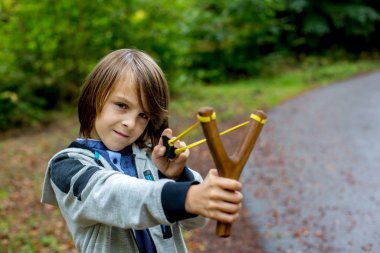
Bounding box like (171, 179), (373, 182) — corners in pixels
(169, 57), (380, 142)
(170, 57), (380, 121)
(1, 56), (380, 252)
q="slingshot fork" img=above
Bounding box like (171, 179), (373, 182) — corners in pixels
(197, 107), (267, 237)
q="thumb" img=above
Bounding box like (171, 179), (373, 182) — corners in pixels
(158, 128), (172, 146)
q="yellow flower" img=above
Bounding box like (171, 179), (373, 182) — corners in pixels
(132, 10), (147, 23)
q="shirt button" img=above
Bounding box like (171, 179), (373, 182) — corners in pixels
(112, 158), (118, 164)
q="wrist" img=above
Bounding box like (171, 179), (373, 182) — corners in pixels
(169, 171), (182, 181)
(159, 166), (192, 181)
(185, 184), (199, 215)
(161, 181), (198, 222)
(158, 170), (181, 180)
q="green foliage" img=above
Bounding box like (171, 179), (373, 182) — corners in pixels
(280, 0), (380, 51)
(181, 0), (286, 82)
(0, 0), (188, 130)
(1, 0), (380, 131)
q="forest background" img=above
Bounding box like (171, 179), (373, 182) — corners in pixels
(1, 0), (380, 252)
(1, 0), (380, 131)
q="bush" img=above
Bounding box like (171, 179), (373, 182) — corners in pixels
(1, 0), (380, 131)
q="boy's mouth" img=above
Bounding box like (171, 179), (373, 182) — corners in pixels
(114, 130), (129, 138)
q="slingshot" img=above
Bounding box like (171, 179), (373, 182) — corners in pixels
(163, 107), (267, 237)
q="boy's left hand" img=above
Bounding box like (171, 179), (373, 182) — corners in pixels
(152, 128), (190, 180)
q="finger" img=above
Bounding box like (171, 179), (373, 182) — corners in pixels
(159, 128), (173, 146)
(214, 177), (242, 192)
(158, 146), (166, 156)
(181, 146), (190, 158)
(152, 144), (167, 159)
(177, 140), (189, 153)
(173, 148), (189, 164)
(210, 209), (241, 224)
(207, 169), (219, 178)
(221, 190), (244, 204)
(162, 128), (173, 137)
(174, 140), (186, 148)
(208, 185), (243, 204)
(205, 171), (242, 191)
(214, 200), (242, 214)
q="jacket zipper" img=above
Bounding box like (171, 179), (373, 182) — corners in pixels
(134, 153), (172, 240)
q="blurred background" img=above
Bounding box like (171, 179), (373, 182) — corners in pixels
(1, 0), (380, 130)
(1, 0), (380, 252)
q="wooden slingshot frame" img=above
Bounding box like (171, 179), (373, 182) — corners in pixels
(163, 107), (267, 237)
(198, 107), (266, 237)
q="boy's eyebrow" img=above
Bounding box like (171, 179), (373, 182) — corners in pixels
(113, 94), (148, 112)
(113, 94), (132, 103)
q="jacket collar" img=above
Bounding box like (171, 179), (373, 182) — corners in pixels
(69, 141), (149, 161)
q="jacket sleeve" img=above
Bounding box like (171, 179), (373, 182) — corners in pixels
(45, 150), (172, 229)
(160, 167), (208, 230)
(178, 168), (208, 230)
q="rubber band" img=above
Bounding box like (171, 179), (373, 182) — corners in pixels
(175, 138), (207, 155)
(218, 121), (249, 136)
(175, 120), (250, 155)
(197, 112), (216, 123)
(170, 112), (266, 156)
(168, 121), (199, 146)
(169, 112), (215, 147)
(250, 113), (266, 124)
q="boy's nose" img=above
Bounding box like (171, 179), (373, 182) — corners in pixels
(122, 116), (136, 128)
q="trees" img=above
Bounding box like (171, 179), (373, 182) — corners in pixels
(0, 0), (187, 129)
(1, 0), (379, 130)
(181, 0), (285, 82)
(277, 0), (380, 52)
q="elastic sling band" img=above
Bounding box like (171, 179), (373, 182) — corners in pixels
(250, 113), (266, 124)
(167, 112), (267, 156)
(168, 121), (199, 146)
(197, 112), (216, 123)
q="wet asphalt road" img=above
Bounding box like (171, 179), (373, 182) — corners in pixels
(242, 71), (380, 253)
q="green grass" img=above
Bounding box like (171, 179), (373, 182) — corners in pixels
(167, 57), (380, 143)
(170, 58), (380, 122)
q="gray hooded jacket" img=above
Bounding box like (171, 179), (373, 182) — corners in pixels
(41, 142), (207, 253)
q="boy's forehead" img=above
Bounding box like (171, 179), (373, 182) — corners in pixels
(111, 78), (149, 112)
(113, 78), (136, 95)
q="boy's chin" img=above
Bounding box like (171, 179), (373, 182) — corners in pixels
(105, 141), (132, 152)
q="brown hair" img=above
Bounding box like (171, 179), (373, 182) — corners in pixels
(78, 48), (169, 149)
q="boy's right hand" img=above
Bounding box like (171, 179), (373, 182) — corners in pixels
(185, 169), (243, 224)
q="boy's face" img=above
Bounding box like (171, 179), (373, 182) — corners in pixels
(90, 79), (149, 151)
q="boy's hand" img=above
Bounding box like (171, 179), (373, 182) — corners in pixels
(152, 128), (190, 180)
(185, 169), (243, 224)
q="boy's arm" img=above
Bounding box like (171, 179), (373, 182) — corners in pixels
(45, 150), (178, 229)
(44, 149), (208, 230)
(159, 167), (208, 230)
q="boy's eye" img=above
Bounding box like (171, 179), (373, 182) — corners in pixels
(139, 112), (149, 120)
(116, 103), (127, 109)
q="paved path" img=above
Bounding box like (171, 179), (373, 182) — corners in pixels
(243, 71), (380, 253)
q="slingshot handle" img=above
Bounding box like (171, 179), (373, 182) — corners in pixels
(198, 107), (267, 237)
(216, 222), (232, 238)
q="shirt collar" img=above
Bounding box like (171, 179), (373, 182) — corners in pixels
(76, 138), (132, 155)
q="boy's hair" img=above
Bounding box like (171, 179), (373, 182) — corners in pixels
(78, 48), (169, 149)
